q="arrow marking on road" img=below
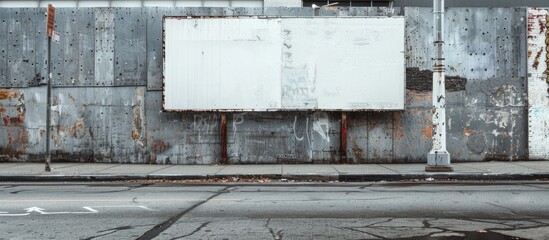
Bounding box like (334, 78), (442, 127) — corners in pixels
(25, 207), (69, 215)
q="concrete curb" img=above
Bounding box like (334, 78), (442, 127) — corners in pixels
(0, 173), (548, 182)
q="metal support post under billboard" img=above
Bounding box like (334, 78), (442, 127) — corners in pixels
(45, 4), (54, 172)
(426, 0), (452, 172)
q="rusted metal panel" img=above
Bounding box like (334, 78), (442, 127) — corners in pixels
(52, 8), (95, 86)
(145, 91), (220, 164)
(50, 88), (94, 161)
(0, 7), (534, 164)
(227, 112), (298, 164)
(527, 8), (549, 160)
(366, 112), (394, 162)
(226, 112), (339, 164)
(94, 8), (114, 86)
(91, 87), (147, 163)
(405, 8), (524, 80)
(0, 88), (47, 161)
(114, 8), (147, 86)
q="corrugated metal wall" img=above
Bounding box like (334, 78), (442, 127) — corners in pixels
(0, 7), (533, 164)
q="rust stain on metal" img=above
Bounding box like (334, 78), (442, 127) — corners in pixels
(69, 118), (85, 138)
(422, 125), (433, 139)
(88, 127), (94, 140)
(132, 98), (143, 142)
(351, 140), (363, 160)
(152, 139), (170, 154)
(0, 89), (19, 100)
(528, 49), (533, 58)
(68, 93), (77, 102)
(539, 18), (546, 34)
(4, 113), (25, 126)
(220, 113), (227, 164)
(0, 107), (5, 114)
(340, 112), (347, 164)
(393, 112), (404, 141)
(131, 130), (140, 140)
(546, 14), (549, 76)
(533, 48), (543, 69)
(463, 129), (476, 137)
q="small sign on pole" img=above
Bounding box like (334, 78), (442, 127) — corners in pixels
(52, 31), (61, 44)
(46, 4), (55, 37)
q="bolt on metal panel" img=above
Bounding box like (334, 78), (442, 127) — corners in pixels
(94, 8), (114, 86)
(263, 7), (314, 16)
(146, 7), (188, 91)
(0, 9), (8, 87)
(114, 7), (147, 86)
(33, 7), (48, 86)
(146, 91), (220, 164)
(91, 87), (147, 163)
(49, 88), (94, 161)
(5, 8), (38, 87)
(52, 8), (96, 86)
(405, 7), (525, 80)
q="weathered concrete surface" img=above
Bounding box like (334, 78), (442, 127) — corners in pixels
(0, 7), (535, 164)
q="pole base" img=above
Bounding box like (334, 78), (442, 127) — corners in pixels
(425, 165), (453, 172)
(426, 150), (452, 172)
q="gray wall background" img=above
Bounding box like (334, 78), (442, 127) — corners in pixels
(0, 7), (528, 164)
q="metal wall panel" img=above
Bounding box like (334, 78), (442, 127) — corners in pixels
(0, 88), (47, 161)
(114, 8), (147, 86)
(0, 9), (8, 87)
(52, 8), (95, 86)
(527, 9), (549, 160)
(0, 7), (534, 164)
(50, 88), (94, 160)
(405, 8), (525, 80)
(146, 91), (220, 164)
(146, 7), (187, 91)
(91, 87), (147, 163)
(227, 112), (339, 163)
(164, 17), (406, 111)
(2, 8), (41, 87)
(94, 8), (114, 86)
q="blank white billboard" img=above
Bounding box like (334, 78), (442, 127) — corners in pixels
(163, 17), (405, 111)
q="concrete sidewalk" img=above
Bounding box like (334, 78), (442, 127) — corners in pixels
(1, 161), (549, 182)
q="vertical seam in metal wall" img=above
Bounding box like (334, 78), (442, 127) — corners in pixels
(524, 7), (530, 160)
(524, 7), (529, 160)
(144, 7), (149, 163)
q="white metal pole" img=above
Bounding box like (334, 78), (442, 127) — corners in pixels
(426, 0), (452, 172)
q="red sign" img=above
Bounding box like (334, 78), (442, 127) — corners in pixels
(46, 4), (55, 37)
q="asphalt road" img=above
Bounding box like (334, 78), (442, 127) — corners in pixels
(0, 181), (549, 240)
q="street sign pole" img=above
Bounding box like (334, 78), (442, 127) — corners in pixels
(45, 4), (54, 172)
(426, 0), (452, 172)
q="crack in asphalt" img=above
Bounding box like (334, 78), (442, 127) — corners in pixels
(486, 202), (524, 217)
(81, 224), (153, 240)
(265, 218), (283, 240)
(136, 186), (231, 240)
(168, 221), (211, 240)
